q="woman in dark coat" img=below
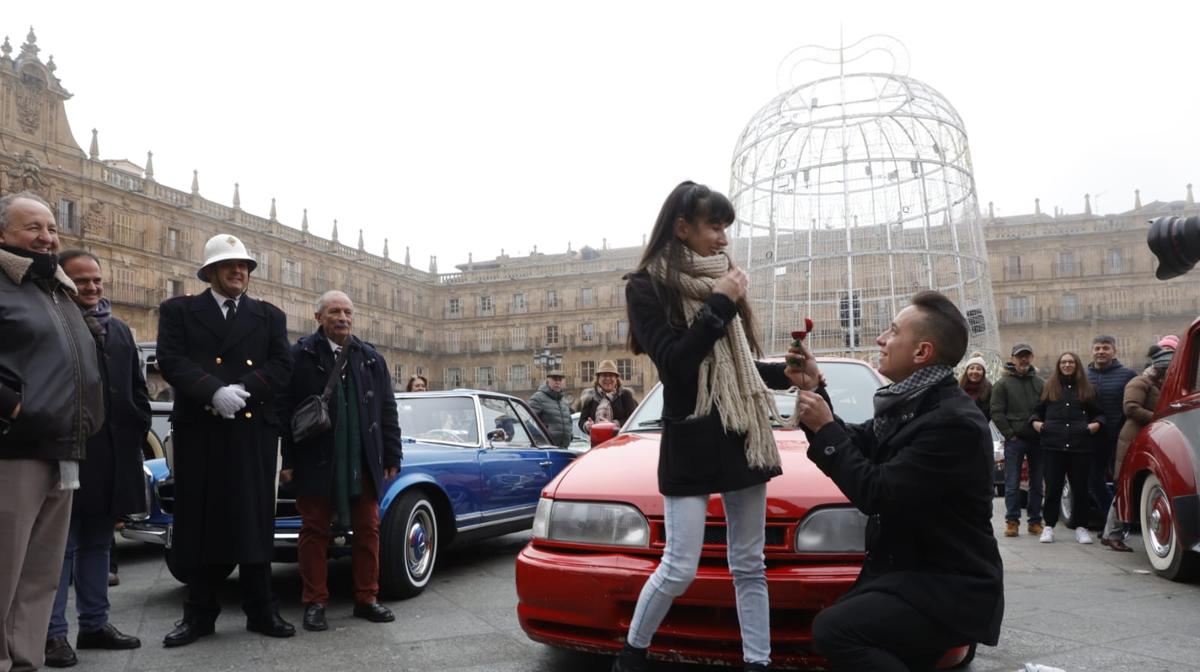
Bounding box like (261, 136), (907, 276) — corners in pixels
(577, 359), (638, 431)
(959, 352), (992, 420)
(1032, 351), (1105, 544)
(612, 181), (813, 672)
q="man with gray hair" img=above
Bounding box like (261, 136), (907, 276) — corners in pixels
(277, 290), (401, 632)
(0, 192), (103, 671)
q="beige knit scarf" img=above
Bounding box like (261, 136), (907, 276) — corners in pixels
(651, 251), (782, 470)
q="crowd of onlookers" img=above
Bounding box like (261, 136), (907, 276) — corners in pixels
(961, 334), (1178, 547)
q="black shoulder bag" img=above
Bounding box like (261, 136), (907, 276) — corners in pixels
(291, 344), (351, 443)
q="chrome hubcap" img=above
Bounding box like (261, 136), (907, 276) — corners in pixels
(407, 507), (434, 578)
(1147, 486), (1173, 559)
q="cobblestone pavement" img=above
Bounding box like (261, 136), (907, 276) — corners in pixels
(71, 496), (1200, 671)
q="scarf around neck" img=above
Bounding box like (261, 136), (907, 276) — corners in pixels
(872, 365), (954, 440)
(650, 251), (781, 470)
(593, 386), (617, 423)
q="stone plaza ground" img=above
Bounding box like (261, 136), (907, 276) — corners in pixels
(73, 496), (1200, 672)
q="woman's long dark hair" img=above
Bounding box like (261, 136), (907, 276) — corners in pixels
(626, 181), (762, 356)
(1041, 351), (1095, 403)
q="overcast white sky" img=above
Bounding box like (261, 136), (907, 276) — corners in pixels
(10, 1), (1198, 269)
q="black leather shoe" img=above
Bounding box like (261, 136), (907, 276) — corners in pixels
(77, 623), (141, 650)
(352, 601), (395, 623)
(611, 643), (648, 672)
(44, 637), (77, 668)
(246, 612), (295, 638)
(162, 619), (215, 648)
(745, 663), (770, 671)
(302, 603), (328, 632)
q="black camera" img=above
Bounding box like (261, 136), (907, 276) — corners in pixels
(1148, 215), (1200, 280)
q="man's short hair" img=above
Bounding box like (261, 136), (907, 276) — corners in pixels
(59, 249), (101, 268)
(0, 191), (52, 230)
(909, 290), (969, 366)
(1092, 334), (1116, 346)
(315, 290), (352, 314)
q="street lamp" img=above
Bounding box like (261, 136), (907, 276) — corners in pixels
(532, 347), (563, 376)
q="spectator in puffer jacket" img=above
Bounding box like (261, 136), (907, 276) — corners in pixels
(529, 371), (573, 448)
(1084, 335), (1137, 516)
(990, 343), (1045, 538)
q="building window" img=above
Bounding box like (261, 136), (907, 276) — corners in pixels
(581, 323), (595, 342)
(581, 287), (595, 308)
(394, 364), (404, 385)
(57, 199), (76, 234)
(250, 250), (269, 279)
(1107, 248), (1124, 274)
(1004, 255), (1021, 281)
(282, 259), (302, 286)
(446, 367), (463, 388)
(617, 358), (634, 381)
(1061, 294), (1079, 319)
(546, 289), (559, 309)
(479, 295), (493, 316)
(167, 279), (185, 297)
(579, 360), (596, 382)
(367, 283), (380, 306)
(476, 366), (495, 388)
(1007, 296), (1031, 321)
(448, 298), (462, 318)
(415, 329), (425, 351)
(614, 285), (627, 307)
(545, 325), (559, 345)
(1056, 251), (1077, 277)
(617, 319), (629, 340)
(166, 228), (180, 256)
(479, 329), (493, 352)
(512, 292), (527, 313)
(509, 364), (529, 389)
(511, 326), (527, 351)
(447, 331), (461, 353)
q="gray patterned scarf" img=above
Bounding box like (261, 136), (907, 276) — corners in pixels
(872, 365), (955, 440)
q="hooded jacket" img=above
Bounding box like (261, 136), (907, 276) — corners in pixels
(989, 363), (1044, 442)
(529, 382), (573, 448)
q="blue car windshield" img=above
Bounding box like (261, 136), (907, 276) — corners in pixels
(396, 396), (479, 446)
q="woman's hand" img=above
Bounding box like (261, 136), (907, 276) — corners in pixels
(712, 268), (748, 303)
(1033, 420), (1044, 433)
(785, 337), (822, 391)
(584, 418), (594, 431)
(794, 390), (834, 431)
(1088, 422), (1100, 434)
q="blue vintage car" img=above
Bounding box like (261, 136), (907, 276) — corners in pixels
(122, 390), (576, 598)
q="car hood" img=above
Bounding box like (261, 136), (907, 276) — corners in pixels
(545, 429), (849, 519)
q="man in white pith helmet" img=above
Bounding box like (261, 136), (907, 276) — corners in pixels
(154, 234), (294, 646)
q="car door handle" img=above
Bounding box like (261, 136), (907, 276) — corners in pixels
(1169, 399), (1200, 410)
(538, 460), (554, 468)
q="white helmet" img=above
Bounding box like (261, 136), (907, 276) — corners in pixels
(197, 234), (257, 281)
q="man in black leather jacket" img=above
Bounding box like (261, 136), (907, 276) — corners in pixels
(0, 192), (103, 672)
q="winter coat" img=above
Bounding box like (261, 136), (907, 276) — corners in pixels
(156, 289), (293, 566)
(75, 315), (152, 517)
(0, 246), (103, 460)
(1115, 373), (1161, 475)
(529, 383), (573, 448)
(961, 379), (992, 421)
(1085, 360), (1138, 451)
(1031, 380), (1105, 453)
(989, 363), (1044, 442)
(806, 376), (1004, 647)
(577, 386), (638, 431)
(626, 270), (790, 497)
(278, 330), (403, 499)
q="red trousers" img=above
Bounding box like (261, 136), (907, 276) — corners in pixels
(295, 473), (380, 605)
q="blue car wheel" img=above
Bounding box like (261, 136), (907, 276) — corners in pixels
(380, 490), (439, 599)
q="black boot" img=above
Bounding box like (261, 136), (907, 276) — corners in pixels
(611, 643), (649, 672)
(744, 664), (770, 671)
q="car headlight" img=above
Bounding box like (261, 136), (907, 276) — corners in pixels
(532, 498), (650, 547)
(794, 507), (867, 553)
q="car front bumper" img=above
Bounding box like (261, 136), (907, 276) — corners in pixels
(515, 543), (860, 668)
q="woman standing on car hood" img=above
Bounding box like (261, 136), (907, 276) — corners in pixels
(614, 181), (817, 672)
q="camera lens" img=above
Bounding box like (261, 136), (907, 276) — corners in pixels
(1147, 215), (1200, 280)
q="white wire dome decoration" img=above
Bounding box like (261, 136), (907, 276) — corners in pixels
(729, 35), (999, 363)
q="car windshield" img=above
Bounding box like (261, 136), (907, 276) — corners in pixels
(395, 395), (479, 446)
(625, 361), (883, 430)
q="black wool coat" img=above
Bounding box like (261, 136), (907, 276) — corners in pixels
(156, 290), (292, 565)
(806, 377), (1004, 646)
(577, 386), (638, 431)
(76, 316), (152, 517)
(626, 271), (789, 497)
(1031, 381), (1105, 453)
(278, 331), (403, 499)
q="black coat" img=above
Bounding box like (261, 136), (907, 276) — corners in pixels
(806, 377), (1004, 646)
(278, 331), (403, 499)
(626, 271), (789, 496)
(1085, 360), (1137, 451)
(156, 290), (292, 565)
(76, 316), (152, 517)
(577, 386), (638, 431)
(1032, 381), (1105, 453)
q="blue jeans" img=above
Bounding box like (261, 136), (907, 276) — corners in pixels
(48, 509), (114, 639)
(626, 484), (770, 666)
(1089, 438), (1116, 515)
(1004, 437), (1043, 523)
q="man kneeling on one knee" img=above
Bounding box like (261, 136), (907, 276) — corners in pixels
(278, 290), (401, 631)
(792, 291), (1004, 672)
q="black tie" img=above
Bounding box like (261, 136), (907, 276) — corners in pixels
(224, 299), (237, 324)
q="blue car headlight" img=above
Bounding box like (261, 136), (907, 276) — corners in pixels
(532, 498), (650, 547)
(794, 507), (867, 553)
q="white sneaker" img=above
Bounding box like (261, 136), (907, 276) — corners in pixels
(1039, 527), (1054, 543)
(1075, 527), (1094, 544)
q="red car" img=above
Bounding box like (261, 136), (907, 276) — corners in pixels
(1115, 318), (1200, 581)
(516, 358), (974, 669)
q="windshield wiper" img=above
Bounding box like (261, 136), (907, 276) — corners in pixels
(636, 418), (664, 427)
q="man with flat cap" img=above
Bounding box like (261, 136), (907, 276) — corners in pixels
(155, 234), (294, 646)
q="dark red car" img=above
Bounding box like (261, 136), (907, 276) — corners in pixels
(515, 358), (975, 668)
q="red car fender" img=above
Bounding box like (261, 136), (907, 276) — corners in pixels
(1117, 408), (1200, 523)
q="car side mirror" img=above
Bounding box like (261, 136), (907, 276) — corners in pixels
(486, 428), (507, 447)
(589, 421), (618, 448)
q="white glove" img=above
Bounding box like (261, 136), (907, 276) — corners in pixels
(211, 385), (251, 418)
